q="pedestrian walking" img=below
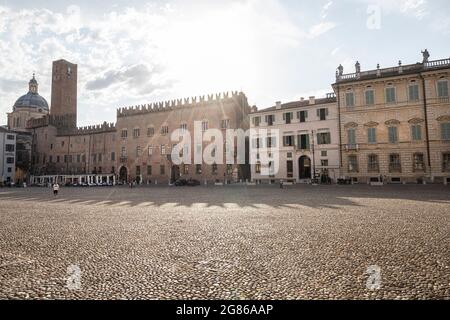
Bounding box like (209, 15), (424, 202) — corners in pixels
(53, 183), (60, 196)
(280, 179), (284, 189)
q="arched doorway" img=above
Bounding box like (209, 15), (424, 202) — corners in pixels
(299, 156), (312, 180)
(119, 166), (128, 183)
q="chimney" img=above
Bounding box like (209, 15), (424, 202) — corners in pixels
(309, 96), (315, 105)
(300, 97), (305, 102)
(276, 101), (282, 110)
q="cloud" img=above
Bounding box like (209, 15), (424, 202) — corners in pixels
(308, 22), (337, 38)
(354, 0), (428, 19)
(321, 1), (334, 19)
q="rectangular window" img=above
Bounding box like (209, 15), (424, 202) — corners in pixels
(136, 166), (141, 176)
(297, 110), (308, 123)
(255, 162), (261, 174)
(111, 152), (115, 161)
(317, 132), (331, 145)
(438, 80), (449, 98)
(389, 154), (402, 173)
(386, 87), (396, 104)
(160, 145), (166, 155)
(6, 134), (15, 140)
(368, 127), (377, 144)
(147, 165), (152, 176)
(133, 128), (140, 138)
(202, 121), (208, 132)
(196, 164), (202, 174)
(121, 129), (128, 139)
(49, 155), (53, 163)
(121, 147), (126, 157)
(267, 136), (277, 148)
(252, 116), (261, 127)
(265, 115), (275, 126)
(5, 144), (14, 152)
(321, 151), (327, 157)
(348, 155), (358, 172)
(182, 165), (189, 175)
(227, 164), (233, 175)
(411, 125), (422, 141)
(221, 119), (230, 129)
(443, 153), (450, 172)
(57, 156), (60, 163)
(441, 123), (450, 140)
(147, 127), (155, 137)
(283, 136), (294, 147)
(365, 90), (375, 105)
(388, 127), (398, 144)
(6, 157), (14, 164)
(409, 85), (420, 102)
(368, 154), (379, 172)
(346, 92), (354, 107)
(136, 146), (142, 157)
(298, 134), (310, 150)
(148, 146), (153, 156)
(347, 129), (356, 145)
(77, 154), (81, 163)
(320, 160), (329, 167)
(160, 126), (169, 135)
(413, 153), (425, 172)
(317, 108), (329, 121)
(160, 165), (165, 175)
(283, 112), (293, 124)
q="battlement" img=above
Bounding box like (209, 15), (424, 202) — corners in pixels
(57, 121), (116, 136)
(117, 91), (247, 118)
(27, 115), (116, 136)
(27, 114), (77, 129)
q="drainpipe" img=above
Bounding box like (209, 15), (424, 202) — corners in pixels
(336, 86), (343, 177)
(419, 73), (432, 172)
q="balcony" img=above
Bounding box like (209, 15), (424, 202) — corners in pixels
(344, 144), (359, 152)
(389, 164), (402, 173)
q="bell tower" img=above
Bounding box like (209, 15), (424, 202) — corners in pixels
(50, 59), (77, 127)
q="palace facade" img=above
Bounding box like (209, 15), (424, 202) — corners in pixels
(333, 53), (450, 184)
(3, 50), (450, 186)
(250, 94), (340, 183)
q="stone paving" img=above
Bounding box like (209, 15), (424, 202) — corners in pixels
(0, 184), (449, 300)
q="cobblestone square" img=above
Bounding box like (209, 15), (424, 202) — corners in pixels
(0, 185), (449, 300)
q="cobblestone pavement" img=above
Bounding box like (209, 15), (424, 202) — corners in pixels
(0, 185), (449, 300)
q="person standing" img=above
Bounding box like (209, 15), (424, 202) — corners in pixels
(53, 183), (60, 196)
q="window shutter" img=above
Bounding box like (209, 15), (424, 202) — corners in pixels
(325, 109), (329, 116)
(317, 109), (320, 117)
(305, 111), (308, 118)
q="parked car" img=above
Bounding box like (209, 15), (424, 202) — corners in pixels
(174, 179), (188, 186)
(186, 179), (201, 187)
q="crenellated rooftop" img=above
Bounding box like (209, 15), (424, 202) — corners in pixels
(335, 50), (450, 84)
(57, 122), (116, 136)
(117, 91), (247, 118)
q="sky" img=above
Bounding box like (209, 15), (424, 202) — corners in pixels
(0, 0), (450, 126)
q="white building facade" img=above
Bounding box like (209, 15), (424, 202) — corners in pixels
(0, 127), (17, 185)
(250, 94), (341, 183)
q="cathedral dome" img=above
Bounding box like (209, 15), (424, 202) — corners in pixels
(13, 74), (49, 111)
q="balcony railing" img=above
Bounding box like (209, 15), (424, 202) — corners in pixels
(337, 58), (450, 83)
(424, 58), (450, 69)
(389, 164), (402, 173)
(345, 144), (359, 151)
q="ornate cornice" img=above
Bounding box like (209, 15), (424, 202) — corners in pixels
(385, 119), (400, 126)
(364, 121), (379, 127)
(436, 115), (450, 122)
(344, 122), (359, 129)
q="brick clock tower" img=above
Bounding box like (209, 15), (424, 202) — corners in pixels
(50, 59), (78, 128)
